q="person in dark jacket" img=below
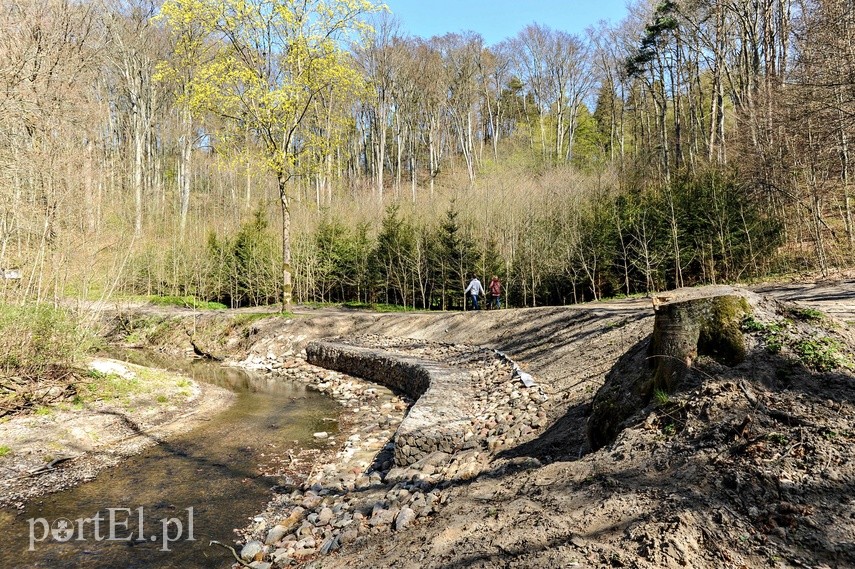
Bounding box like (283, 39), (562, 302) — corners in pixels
(489, 276), (502, 309)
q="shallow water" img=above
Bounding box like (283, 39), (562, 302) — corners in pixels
(0, 352), (339, 568)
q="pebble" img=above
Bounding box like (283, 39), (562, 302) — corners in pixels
(394, 507), (417, 531)
(265, 525), (288, 545)
(240, 540), (264, 562)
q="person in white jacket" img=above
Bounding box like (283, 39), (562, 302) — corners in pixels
(464, 275), (484, 310)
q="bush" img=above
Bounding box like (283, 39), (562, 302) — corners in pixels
(0, 304), (92, 416)
(0, 304), (89, 378)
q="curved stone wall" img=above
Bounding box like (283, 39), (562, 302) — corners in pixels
(306, 339), (473, 466)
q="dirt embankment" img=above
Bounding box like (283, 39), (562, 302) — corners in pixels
(85, 281), (855, 567)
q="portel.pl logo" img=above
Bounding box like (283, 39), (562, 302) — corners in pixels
(28, 507), (194, 552)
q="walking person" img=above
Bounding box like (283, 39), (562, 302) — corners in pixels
(464, 275), (484, 310)
(489, 275), (502, 309)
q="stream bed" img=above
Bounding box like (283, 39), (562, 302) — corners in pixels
(0, 352), (340, 568)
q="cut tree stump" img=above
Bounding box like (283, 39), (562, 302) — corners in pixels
(648, 293), (750, 392)
(587, 292), (751, 451)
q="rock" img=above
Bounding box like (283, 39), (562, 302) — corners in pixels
(394, 507), (417, 531)
(293, 547), (315, 559)
(355, 474), (371, 489)
(302, 495), (322, 509)
(249, 562), (272, 569)
(240, 540), (264, 562)
(296, 522), (314, 539)
(385, 467), (408, 483)
(339, 529), (359, 544)
(319, 535), (340, 555)
(265, 525), (289, 545)
(317, 507), (334, 526)
(369, 507), (397, 527)
(313, 432), (329, 439)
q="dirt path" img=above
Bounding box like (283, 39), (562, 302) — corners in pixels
(754, 279), (855, 321)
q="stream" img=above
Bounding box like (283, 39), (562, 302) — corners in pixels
(0, 351), (340, 568)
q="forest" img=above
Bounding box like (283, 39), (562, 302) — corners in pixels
(1, 0), (853, 310)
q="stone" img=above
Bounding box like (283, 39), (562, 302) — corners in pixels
(369, 507), (397, 527)
(339, 529), (359, 544)
(319, 535), (340, 555)
(292, 547), (315, 559)
(355, 474), (371, 489)
(296, 522), (314, 539)
(394, 507), (417, 531)
(249, 563), (272, 569)
(302, 495), (322, 509)
(265, 525), (289, 545)
(317, 507), (334, 526)
(240, 540), (264, 562)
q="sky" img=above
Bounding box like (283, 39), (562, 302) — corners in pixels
(380, 0), (630, 45)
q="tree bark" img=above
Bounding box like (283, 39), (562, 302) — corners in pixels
(278, 172), (293, 309)
(649, 294), (749, 392)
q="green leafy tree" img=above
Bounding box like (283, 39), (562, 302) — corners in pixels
(207, 208), (279, 307)
(434, 204), (475, 310)
(157, 0), (383, 307)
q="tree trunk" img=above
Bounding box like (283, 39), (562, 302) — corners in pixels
(649, 294), (749, 392)
(278, 172), (293, 309)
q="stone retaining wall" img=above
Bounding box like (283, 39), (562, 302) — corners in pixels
(306, 340), (473, 466)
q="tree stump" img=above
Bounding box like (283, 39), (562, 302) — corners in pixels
(648, 294), (750, 393)
(587, 292), (751, 451)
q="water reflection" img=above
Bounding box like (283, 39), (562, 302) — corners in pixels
(0, 351), (339, 569)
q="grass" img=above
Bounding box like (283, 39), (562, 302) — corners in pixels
(0, 304), (92, 377)
(146, 295), (227, 310)
(79, 364), (195, 408)
(793, 336), (852, 372)
(341, 301), (418, 312)
(766, 432), (788, 445)
(302, 300), (419, 312)
(231, 312), (291, 326)
(653, 389), (670, 406)
(743, 315), (852, 371)
(741, 316), (788, 353)
(81, 369), (141, 403)
(602, 291), (647, 301)
(0, 445), (11, 457)
(791, 307), (826, 321)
